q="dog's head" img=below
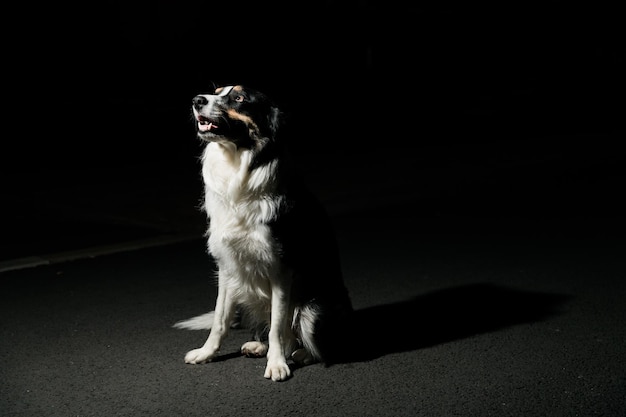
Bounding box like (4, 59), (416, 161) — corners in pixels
(192, 85), (282, 149)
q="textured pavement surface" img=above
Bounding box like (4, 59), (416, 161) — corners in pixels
(1, 140), (625, 416)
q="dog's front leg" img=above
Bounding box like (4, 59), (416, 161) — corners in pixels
(264, 278), (297, 381)
(184, 278), (236, 364)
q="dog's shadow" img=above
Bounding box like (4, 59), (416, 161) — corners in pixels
(325, 282), (571, 365)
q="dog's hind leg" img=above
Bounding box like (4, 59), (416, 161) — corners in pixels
(291, 304), (321, 365)
(183, 279), (237, 364)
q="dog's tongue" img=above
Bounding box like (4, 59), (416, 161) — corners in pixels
(199, 122), (217, 132)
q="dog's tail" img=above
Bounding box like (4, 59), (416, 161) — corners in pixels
(173, 308), (245, 330)
(172, 311), (215, 330)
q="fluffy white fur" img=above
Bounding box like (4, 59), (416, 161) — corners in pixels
(173, 311), (214, 331)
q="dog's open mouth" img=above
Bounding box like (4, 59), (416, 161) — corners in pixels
(197, 115), (220, 133)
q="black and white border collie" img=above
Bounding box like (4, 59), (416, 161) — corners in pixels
(174, 85), (353, 381)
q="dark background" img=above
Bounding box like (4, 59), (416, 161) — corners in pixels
(2, 1), (625, 260)
(2, 3), (625, 415)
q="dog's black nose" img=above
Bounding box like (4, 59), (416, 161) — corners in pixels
(193, 95), (208, 108)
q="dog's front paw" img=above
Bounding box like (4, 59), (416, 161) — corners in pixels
(184, 348), (215, 364)
(241, 341), (268, 357)
(264, 359), (291, 381)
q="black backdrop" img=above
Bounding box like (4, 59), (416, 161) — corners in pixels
(4, 1), (624, 200)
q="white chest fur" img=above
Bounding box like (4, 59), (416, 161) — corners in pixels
(201, 142), (283, 280)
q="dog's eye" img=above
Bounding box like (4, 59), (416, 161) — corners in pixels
(235, 95), (245, 102)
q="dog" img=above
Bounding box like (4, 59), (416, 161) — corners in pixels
(173, 84), (353, 381)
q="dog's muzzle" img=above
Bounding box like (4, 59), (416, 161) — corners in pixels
(193, 86), (235, 134)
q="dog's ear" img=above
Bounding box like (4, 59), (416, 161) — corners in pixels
(267, 106), (283, 140)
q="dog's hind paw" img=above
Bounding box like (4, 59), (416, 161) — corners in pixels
(291, 348), (314, 366)
(241, 341), (268, 357)
(184, 348), (215, 364)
